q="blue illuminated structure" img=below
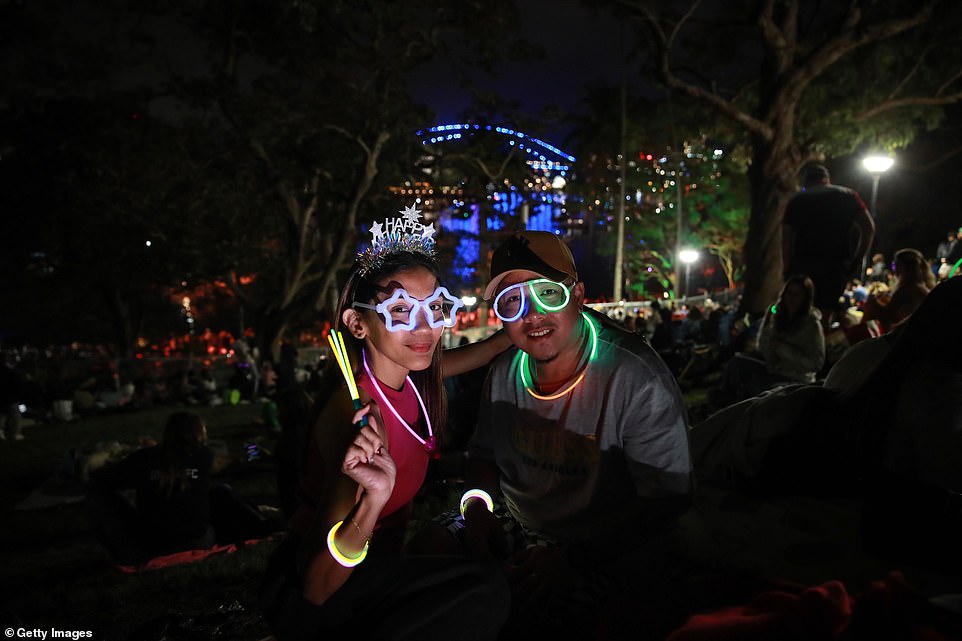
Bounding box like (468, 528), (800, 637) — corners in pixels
(417, 123), (576, 285)
(417, 124), (576, 166)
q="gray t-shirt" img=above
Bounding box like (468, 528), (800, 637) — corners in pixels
(469, 311), (692, 543)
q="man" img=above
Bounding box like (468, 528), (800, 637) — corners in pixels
(936, 229), (957, 265)
(456, 232), (692, 635)
(782, 164), (875, 330)
(936, 229), (959, 279)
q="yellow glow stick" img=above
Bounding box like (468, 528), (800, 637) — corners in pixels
(327, 333), (356, 398)
(337, 331), (359, 398)
(327, 330), (368, 427)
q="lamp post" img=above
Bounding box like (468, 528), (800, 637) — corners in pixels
(613, 22), (628, 302)
(679, 248), (699, 300)
(861, 154), (894, 275)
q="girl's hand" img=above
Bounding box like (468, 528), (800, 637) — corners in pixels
(341, 405), (396, 502)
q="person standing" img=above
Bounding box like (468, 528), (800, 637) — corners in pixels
(782, 164), (875, 330)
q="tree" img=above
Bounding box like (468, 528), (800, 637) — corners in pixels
(0, 0), (527, 356)
(623, 0), (962, 313)
(169, 0), (531, 357)
(567, 89), (750, 299)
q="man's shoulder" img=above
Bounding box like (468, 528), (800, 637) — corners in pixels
(595, 317), (651, 355)
(590, 312), (670, 376)
(789, 184), (858, 203)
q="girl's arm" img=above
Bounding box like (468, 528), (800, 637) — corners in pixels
(756, 312), (774, 361)
(297, 390), (395, 605)
(441, 329), (511, 378)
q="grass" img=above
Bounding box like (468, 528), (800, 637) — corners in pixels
(0, 404), (279, 641)
(1, 381), (723, 641)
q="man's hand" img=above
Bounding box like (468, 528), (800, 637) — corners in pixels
(462, 500), (509, 560)
(505, 546), (578, 610)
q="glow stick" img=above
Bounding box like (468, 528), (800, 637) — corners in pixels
(518, 312), (597, 401)
(460, 488), (494, 517)
(327, 330), (368, 427)
(326, 520), (368, 567)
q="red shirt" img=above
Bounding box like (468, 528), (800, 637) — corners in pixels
(291, 371), (431, 550)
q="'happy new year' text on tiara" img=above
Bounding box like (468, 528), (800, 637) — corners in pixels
(356, 204), (437, 276)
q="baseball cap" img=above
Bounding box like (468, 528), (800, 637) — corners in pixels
(483, 231), (578, 300)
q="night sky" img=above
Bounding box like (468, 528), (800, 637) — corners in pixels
(407, 0), (642, 139)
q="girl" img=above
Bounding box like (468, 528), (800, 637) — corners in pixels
(862, 248), (935, 332)
(716, 275), (825, 404)
(756, 274), (825, 384)
(262, 213), (509, 641)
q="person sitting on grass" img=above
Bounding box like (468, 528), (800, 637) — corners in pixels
(259, 205), (510, 641)
(861, 247), (935, 333)
(409, 231), (693, 640)
(87, 411), (216, 565)
(714, 275), (825, 406)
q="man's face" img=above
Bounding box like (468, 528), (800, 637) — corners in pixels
(495, 270), (585, 364)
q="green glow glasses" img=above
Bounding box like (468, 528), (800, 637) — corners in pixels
(493, 278), (571, 322)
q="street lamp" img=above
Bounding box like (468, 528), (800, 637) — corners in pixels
(862, 154), (894, 274)
(679, 248), (699, 299)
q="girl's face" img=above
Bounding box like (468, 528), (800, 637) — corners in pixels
(781, 282), (806, 315)
(352, 266), (444, 386)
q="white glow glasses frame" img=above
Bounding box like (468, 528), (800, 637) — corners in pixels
(493, 278), (571, 322)
(354, 286), (463, 332)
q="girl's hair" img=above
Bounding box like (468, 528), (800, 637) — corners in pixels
(159, 411), (207, 498)
(893, 248), (936, 290)
(774, 275), (815, 332)
(320, 251), (446, 442)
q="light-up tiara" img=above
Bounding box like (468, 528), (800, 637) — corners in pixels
(356, 204), (437, 276)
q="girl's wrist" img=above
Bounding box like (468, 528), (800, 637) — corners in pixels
(361, 486), (392, 509)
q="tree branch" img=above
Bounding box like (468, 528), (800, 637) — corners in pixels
(628, 0), (773, 139)
(887, 44), (934, 100)
(938, 68), (962, 97)
(856, 91), (962, 120)
(758, 0), (791, 73)
(788, 1), (938, 99)
(781, 0), (799, 62)
(312, 129), (391, 312)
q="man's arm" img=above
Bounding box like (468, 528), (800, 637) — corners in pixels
(852, 196), (876, 267)
(441, 330), (510, 379)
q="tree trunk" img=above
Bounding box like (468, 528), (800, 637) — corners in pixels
(740, 140), (798, 315)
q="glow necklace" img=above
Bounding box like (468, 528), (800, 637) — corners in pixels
(362, 350), (436, 453)
(519, 312), (598, 401)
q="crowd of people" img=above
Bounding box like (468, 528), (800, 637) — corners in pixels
(0, 336), (330, 439)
